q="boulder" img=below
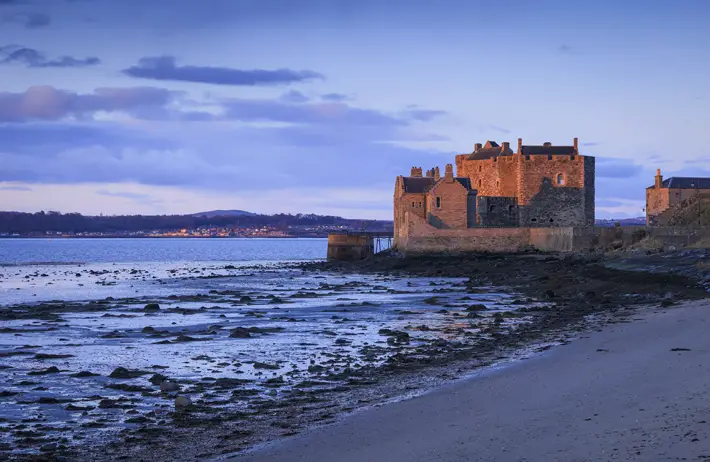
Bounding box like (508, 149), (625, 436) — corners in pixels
(174, 395), (192, 409)
(160, 381), (180, 392)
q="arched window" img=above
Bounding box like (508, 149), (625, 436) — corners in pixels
(556, 173), (566, 186)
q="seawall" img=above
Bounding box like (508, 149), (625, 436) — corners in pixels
(397, 213), (710, 255)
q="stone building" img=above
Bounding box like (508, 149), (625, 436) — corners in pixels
(394, 138), (595, 240)
(646, 169), (710, 225)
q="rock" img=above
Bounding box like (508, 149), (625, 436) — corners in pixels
(229, 328), (251, 338)
(143, 303), (160, 312)
(149, 373), (167, 385)
(109, 367), (150, 379)
(174, 335), (198, 342)
(40, 443), (57, 452)
(239, 296), (253, 303)
(160, 381), (180, 392)
(544, 290), (556, 299)
(34, 353), (74, 360)
(70, 371), (99, 378)
(141, 326), (157, 333)
(466, 304), (487, 311)
(174, 395), (192, 408)
(28, 366), (60, 375)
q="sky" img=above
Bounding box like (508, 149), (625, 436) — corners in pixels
(0, 0), (708, 219)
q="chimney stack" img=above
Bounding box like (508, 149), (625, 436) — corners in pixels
(543, 141), (552, 147)
(434, 166), (440, 181)
(410, 166), (422, 177)
(502, 141), (510, 151)
(655, 169), (663, 188)
(517, 138), (523, 154)
(425, 169), (433, 178)
(444, 164), (454, 182)
(474, 143), (482, 152)
(573, 137), (578, 152)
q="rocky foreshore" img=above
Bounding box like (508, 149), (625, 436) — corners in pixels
(2, 251), (707, 461)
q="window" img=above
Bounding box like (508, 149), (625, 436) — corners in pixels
(478, 179), (482, 188)
(549, 218), (555, 223)
(556, 173), (566, 186)
(412, 201), (415, 207)
(478, 165), (482, 172)
(508, 205), (514, 213)
(436, 197), (441, 208)
(419, 202), (423, 207)
(496, 180), (500, 188)
(489, 205), (496, 212)
(531, 218), (537, 223)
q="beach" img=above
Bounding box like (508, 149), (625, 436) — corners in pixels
(237, 299), (710, 462)
(2, 239), (709, 461)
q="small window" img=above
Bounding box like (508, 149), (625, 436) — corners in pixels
(478, 179), (482, 188)
(556, 173), (566, 186)
(549, 218), (554, 223)
(496, 180), (500, 188)
(508, 205), (514, 212)
(531, 218), (537, 223)
(478, 165), (482, 172)
(412, 201), (415, 207)
(489, 205), (496, 212)
(436, 197), (441, 208)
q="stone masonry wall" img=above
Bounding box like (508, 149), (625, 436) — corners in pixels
(516, 154), (589, 227)
(646, 187), (670, 225)
(458, 156), (518, 197)
(476, 196), (518, 227)
(426, 179), (468, 229)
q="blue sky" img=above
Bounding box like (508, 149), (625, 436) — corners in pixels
(0, 0), (708, 219)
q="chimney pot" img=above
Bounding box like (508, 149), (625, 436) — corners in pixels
(517, 138), (523, 153)
(573, 137), (578, 151)
(434, 166), (440, 181)
(543, 141), (552, 147)
(655, 169), (663, 188)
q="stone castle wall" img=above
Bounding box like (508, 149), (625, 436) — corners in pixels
(426, 178), (469, 229)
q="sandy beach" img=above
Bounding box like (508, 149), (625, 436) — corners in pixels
(236, 299), (710, 462)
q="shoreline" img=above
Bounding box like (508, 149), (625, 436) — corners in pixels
(4, 251), (708, 461)
(234, 298), (710, 461)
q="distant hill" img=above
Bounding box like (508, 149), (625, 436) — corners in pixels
(193, 210), (255, 218)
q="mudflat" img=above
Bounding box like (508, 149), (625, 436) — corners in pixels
(237, 299), (710, 462)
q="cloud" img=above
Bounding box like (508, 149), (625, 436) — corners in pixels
(0, 185), (31, 191)
(489, 125), (511, 134)
(122, 56), (324, 86)
(581, 141), (599, 147)
(0, 45), (101, 68)
(559, 44), (573, 54)
(96, 189), (152, 200)
(595, 157), (642, 179)
(3, 12), (50, 28)
(0, 86), (174, 122)
(405, 109), (448, 122)
(278, 90), (309, 103)
(321, 93), (349, 102)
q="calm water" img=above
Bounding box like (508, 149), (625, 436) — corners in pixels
(0, 238), (327, 265)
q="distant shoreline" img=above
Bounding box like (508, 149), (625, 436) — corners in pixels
(0, 235), (330, 239)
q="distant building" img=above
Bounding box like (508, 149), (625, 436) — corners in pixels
(646, 169), (710, 225)
(394, 138), (595, 241)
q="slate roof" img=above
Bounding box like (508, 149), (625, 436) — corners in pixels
(401, 177), (435, 193)
(520, 145), (576, 155)
(648, 177), (710, 189)
(467, 147), (509, 160)
(401, 176), (474, 193)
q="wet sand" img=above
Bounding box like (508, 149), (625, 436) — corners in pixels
(236, 299), (710, 462)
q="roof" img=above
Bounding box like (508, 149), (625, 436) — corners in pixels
(401, 176), (473, 193)
(521, 145), (576, 155)
(467, 147), (510, 160)
(649, 177), (710, 189)
(401, 177), (436, 193)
